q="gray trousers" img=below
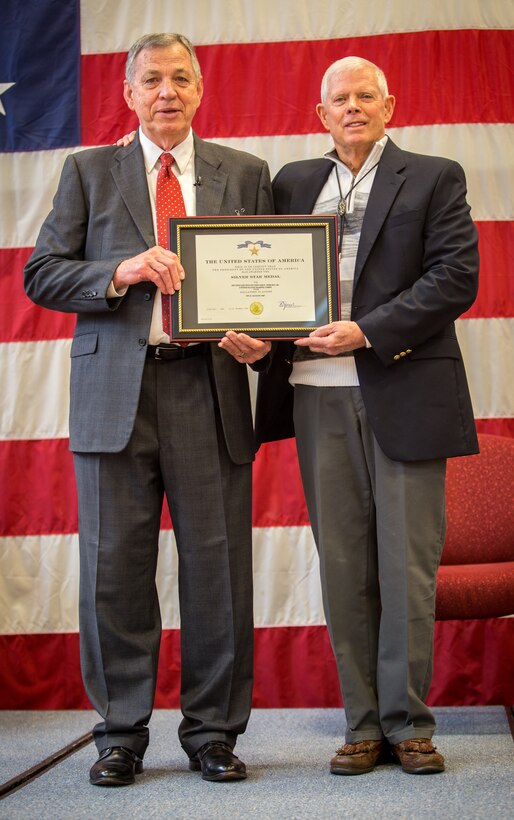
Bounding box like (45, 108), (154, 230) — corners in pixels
(294, 385), (446, 745)
(74, 352), (254, 759)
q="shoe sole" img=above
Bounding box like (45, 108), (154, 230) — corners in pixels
(330, 766), (375, 775)
(89, 776), (136, 786)
(189, 760), (246, 781)
(391, 754), (444, 774)
(401, 765), (445, 774)
(200, 771), (247, 782)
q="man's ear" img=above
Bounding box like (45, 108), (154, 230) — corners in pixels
(316, 103), (330, 132)
(384, 95), (396, 124)
(123, 80), (135, 111)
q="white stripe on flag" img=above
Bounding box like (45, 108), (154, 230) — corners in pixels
(3, 319), (513, 441)
(2, 124), (513, 248)
(457, 317), (514, 419)
(0, 526), (322, 634)
(79, 0), (514, 52)
(0, 339), (71, 439)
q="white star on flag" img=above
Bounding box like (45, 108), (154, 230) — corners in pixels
(0, 83), (15, 116)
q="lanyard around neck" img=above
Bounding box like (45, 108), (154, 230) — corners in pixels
(335, 161), (379, 253)
(335, 161), (380, 217)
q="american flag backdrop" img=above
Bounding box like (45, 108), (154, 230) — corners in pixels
(1, 0), (513, 709)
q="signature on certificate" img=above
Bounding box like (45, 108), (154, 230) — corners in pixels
(279, 300), (302, 310)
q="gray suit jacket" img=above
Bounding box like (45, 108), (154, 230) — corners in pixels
(256, 138), (479, 461)
(24, 133), (273, 460)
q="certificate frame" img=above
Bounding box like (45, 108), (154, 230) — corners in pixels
(168, 215), (340, 340)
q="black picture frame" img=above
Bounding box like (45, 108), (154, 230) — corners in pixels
(169, 215), (340, 340)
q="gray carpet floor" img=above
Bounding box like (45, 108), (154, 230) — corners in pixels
(0, 707), (512, 819)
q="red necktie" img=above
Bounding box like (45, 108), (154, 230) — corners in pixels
(156, 152), (186, 335)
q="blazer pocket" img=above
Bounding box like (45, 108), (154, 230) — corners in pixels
(70, 332), (98, 357)
(384, 209), (423, 229)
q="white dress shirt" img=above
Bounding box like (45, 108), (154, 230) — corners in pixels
(109, 128), (197, 345)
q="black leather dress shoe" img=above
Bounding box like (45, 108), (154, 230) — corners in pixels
(89, 746), (143, 786)
(189, 741), (247, 781)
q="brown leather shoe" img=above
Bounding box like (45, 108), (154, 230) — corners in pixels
(391, 738), (445, 774)
(330, 740), (386, 775)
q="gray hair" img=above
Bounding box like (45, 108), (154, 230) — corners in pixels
(320, 56), (389, 103)
(126, 33), (202, 84)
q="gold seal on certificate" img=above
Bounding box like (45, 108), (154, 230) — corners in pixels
(168, 215), (340, 340)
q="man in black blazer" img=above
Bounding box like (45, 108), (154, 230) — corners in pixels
(24, 33), (273, 785)
(221, 56), (478, 776)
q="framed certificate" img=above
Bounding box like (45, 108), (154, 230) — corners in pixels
(168, 215), (340, 340)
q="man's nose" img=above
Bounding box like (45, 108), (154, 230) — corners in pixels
(159, 79), (177, 97)
(346, 95), (361, 111)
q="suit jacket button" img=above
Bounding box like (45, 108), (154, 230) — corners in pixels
(400, 351), (407, 357)
(393, 354), (400, 361)
(406, 348), (412, 354)
(138, 338), (146, 346)
(144, 293), (151, 301)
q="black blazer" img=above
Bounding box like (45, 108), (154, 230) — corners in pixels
(256, 138), (479, 462)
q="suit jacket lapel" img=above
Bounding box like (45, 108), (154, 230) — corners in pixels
(193, 135), (231, 215)
(290, 162), (333, 214)
(110, 136), (155, 248)
(354, 139), (406, 284)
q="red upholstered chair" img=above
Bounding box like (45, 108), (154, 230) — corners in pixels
(436, 433), (514, 620)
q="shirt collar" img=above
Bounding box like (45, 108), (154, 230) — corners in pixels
(324, 135), (388, 178)
(139, 128), (195, 175)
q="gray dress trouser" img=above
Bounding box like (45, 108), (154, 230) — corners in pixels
(294, 384), (446, 745)
(74, 352), (253, 759)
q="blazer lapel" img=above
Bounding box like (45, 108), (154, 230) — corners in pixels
(354, 139), (406, 284)
(290, 162), (333, 214)
(110, 136), (155, 248)
(193, 135), (231, 215)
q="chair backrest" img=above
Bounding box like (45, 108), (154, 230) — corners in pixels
(441, 433), (514, 565)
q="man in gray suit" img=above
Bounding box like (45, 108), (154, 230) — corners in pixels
(24, 33), (272, 786)
(221, 56), (478, 776)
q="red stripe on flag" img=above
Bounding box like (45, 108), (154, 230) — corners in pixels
(1, 620), (512, 709)
(80, 52), (138, 149)
(80, 30), (514, 145)
(0, 632), (89, 709)
(252, 438), (309, 527)
(1, 437), (308, 537)
(0, 438), (172, 537)
(4, 425), (514, 538)
(464, 221), (514, 319)
(0, 248), (76, 343)
(0, 439), (77, 537)
(3, 222), (512, 344)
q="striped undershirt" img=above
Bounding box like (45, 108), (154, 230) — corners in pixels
(290, 136), (387, 388)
